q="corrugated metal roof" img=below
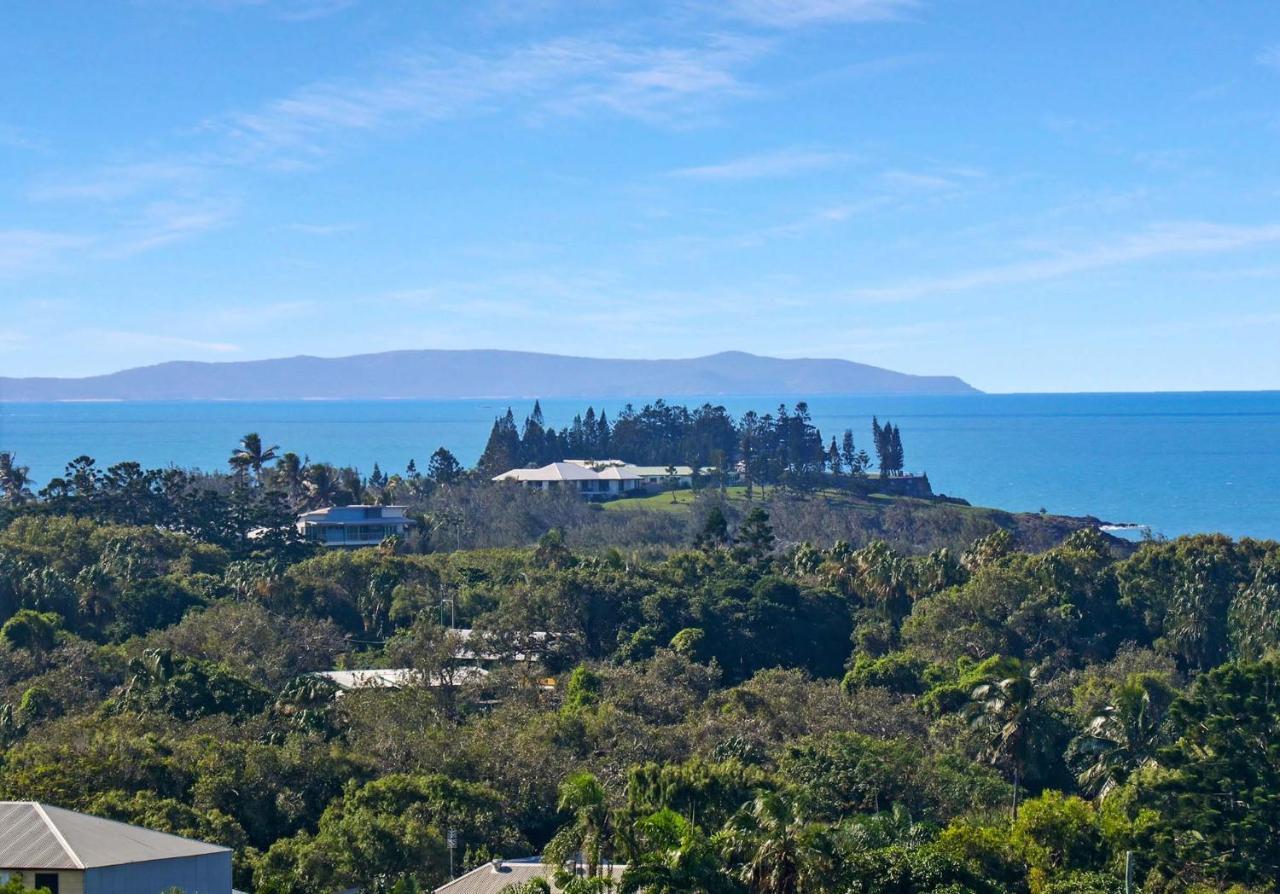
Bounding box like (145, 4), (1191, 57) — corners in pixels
(435, 860), (625, 894)
(494, 463), (603, 482)
(0, 803), (77, 870)
(0, 802), (230, 870)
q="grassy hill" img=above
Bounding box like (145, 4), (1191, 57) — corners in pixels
(596, 485), (1125, 555)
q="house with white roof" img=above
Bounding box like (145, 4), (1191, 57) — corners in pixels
(495, 459), (722, 499)
(434, 858), (625, 894)
(492, 462), (641, 499)
(296, 505), (415, 547)
(0, 801), (232, 894)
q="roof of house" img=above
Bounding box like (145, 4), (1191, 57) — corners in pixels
(0, 802), (230, 870)
(630, 465), (695, 477)
(311, 667), (490, 690)
(297, 505), (412, 524)
(594, 465), (641, 480)
(434, 859), (626, 894)
(493, 462), (602, 482)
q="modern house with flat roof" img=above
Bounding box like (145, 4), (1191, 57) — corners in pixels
(296, 505), (415, 547)
(434, 858), (625, 894)
(0, 801), (232, 894)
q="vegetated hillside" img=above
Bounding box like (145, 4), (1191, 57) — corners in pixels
(0, 349), (979, 400)
(1, 489), (1278, 894)
(598, 486), (1127, 556)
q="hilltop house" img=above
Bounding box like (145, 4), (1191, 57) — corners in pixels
(494, 460), (714, 499)
(296, 505), (415, 547)
(492, 462), (642, 498)
(434, 858), (625, 894)
(0, 801), (232, 894)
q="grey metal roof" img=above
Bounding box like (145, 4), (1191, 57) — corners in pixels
(0, 802), (230, 870)
(435, 859), (625, 894)
(297, 505), (412, 524)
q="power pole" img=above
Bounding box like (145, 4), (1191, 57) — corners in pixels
(447, 829), (459, 879)
(1125, 850), (1134, 894)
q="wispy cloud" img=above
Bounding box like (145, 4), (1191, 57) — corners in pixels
(670, 147), (851, 180)
(208, 34), (768, 164)
(29, 160), (208, 203)
(0, 124), (44, 150)
(0, 230), (92, 277)
(285, 222), (359, 236)
(717, 0), (919, 28)
(79, 328), (241, 354)
(1258, 44), (1280, 70)
(851, 221), (1280, 302)
(100, 200), (238, 258)
(203, 300), (317, 326)
(141, 0), (358, 21)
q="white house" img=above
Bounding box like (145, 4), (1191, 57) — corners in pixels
(493, 460), (719, 498)
(434, 858), (625, 894)
(0, 801), (232, 894)
(492, 462), (642, 498)
(296, 505), (415, 547)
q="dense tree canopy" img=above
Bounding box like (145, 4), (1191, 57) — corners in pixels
(2, 437), (1278, 893)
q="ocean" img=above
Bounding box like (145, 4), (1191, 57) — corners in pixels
(2, 392), (1278, 541)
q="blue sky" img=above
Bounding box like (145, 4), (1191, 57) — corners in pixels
(3, 0), (1280, 392)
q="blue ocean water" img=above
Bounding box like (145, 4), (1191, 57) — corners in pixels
(2, 393), (1278, 540)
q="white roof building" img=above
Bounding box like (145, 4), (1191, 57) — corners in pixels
(310, 667), (491, 690)
(0, 801), (232, 894)
(493, 460), (714, 498)
(296, 505), (415, 548)
(434, 858), (625, 894)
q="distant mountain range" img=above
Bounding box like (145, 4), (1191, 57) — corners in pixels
(0, 350), (980, 401)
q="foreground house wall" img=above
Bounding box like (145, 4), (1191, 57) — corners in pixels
(85, 853), (232, 894)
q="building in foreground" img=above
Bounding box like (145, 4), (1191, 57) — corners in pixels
(0, 801), (232, 894)
(296, 504), (415, 547)
(434, 858), (625, 894)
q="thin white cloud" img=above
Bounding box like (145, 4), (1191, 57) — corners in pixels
(208, 35), (768, 163)
(879, 169), (955, 191)
(717, 0), (919, 28)
(29, 160), (207, 203)
(0, 230), (92, 276)
(204, 300), (317, 326)
(141, 0), (357, 21)
(0, 329), (30, 351)
(285, 222), (359, 235)
(80, 328), (241, 354)
(1259, 44), (1280, 69)
(670, 148), (852, 180)
(0, 124), (44, 150)
(851, 221), (1280, 302)
(100, 200), (237, 258)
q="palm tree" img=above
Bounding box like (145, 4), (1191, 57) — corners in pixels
(620, 810), (729, 894)
(965, 665), (1058, 818)
(546, 771), (614, 880)
(274, 452), (306, 506)
(717, 793), (831, 894)
(0, 452), (33, 504)
(303, 464), (341, 508)
(1069, 672), (1176, 799)
(74, 563), (116, 629)
(852, 540), (911, 624)
(230, 432), (279, 484)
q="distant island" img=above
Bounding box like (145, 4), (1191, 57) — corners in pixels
(0, 349), (979, 401)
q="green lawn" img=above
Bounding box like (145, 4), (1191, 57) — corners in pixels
(600, 484), (911, 513)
